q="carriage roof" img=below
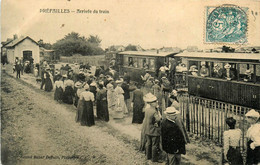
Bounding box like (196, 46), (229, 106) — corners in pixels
(118, 51), (178, 57)
(175, 52), (260, 63)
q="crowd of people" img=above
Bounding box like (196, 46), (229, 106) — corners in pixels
(25, 60), (260, 165)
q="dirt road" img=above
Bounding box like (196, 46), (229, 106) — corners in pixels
(1, 70), (221, 165)
(1, 73), (151, 165)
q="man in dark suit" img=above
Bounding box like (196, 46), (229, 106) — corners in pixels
(161, 107), (189, 165)
(142, 93), (162, 162)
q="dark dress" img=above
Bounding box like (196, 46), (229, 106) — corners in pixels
(54, 86), (63, 101)
(246, 140), (260, 165)
(226, 147), (243, 165)
(45, 72), (53, 92)
(76, 98), (84, 123)
(96, 88), (109, 122)
(81, 100), (95, 126)
(132, 89), (145, 124)
(63, 86), (74, 104)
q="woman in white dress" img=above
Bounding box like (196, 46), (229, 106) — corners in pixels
(114, 79), (127, 119)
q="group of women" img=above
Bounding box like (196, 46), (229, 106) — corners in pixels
(223, 109), (260, 165)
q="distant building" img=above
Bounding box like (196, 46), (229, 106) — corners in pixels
(108, 45), (125, 52)
(40, 47), (56, 62)
(2, 36), (40, 64)
(186, 46), (198, 52)
(160, 47), (182, 52)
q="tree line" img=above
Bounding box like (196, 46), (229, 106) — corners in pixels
(39, 32), (104, 57)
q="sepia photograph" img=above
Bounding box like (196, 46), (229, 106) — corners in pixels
(1, 0), (260, 164)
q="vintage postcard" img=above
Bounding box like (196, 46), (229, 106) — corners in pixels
(1, 0), (260, 165)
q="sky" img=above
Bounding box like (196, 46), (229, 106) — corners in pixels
(1, 0), (260, 49)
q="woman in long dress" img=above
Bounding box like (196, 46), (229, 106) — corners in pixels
(132, 84), (145, 124)
(75, 82), (86, 123)
(63, 75), (74, 104)
(114, 80), (127, 119)
(79, 84), (95, 126)
(44, 68), (53, 92)
(223, 117), (243, 165)
(245, 109), (260, 165)
(96, 83), (109, 122)
(54, 75), (64, 103)
(107, 83), (116, 118)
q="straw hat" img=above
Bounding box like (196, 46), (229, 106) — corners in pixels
(115, 79), (123, 84)
(245, 109), (260, 119)
(75, 82), (83, 88)
(90, 82), (97, 86)
(84, 84), (89, 90)
(143, 93), (157, 103)
(224, 63), (231, 69)
(164, 107), (180, 115)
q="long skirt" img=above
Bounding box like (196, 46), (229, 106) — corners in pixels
(54, 87), (63, 101)
(132, 103), (144, 124)
(81, 101), (95, 126)
(246, 140), (260, 165)
(45, 78), (53, 92)
(74, 95), (79, 108)
(96, 100), (102, 119)
(63, 86), (74, 104)
(75, 99), (84, 123)
(227, 146), (243, 165)
(100, 100), (109, 122)
(139, 127), (146, 151)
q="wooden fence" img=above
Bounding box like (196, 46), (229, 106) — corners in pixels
(178, 94), (252, 151)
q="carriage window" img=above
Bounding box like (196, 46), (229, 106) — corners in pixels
(128, 57), (134, 67)
(199, 61), (209, 77)
(133, 57), (138, 68)
(239, 64), (254, 82)
(188, 61), (199, 76)
(143, 58), (149, 69)
(256, 65), (260, 83)
(212, 62), (224, 78)
(149, 58), (155, 70)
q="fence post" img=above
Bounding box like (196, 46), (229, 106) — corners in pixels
(186, 95), (190, 132)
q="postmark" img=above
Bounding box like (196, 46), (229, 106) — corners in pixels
(205, 4), (248, 44)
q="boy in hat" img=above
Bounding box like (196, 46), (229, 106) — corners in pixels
(161, 107), (189, 165)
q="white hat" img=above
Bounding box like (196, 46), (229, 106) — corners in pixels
(164, 107), (180, 115)
(224, 63), (231, 69)
(84, 84), (89, 90)
(115, 79), (123, 84)
(90, 82), (97, 86)
(62, 74), (67, 78)
(75, 82), (83, 88)
(143, 93), (157, 103)
(106, 83), (114, 90)
(245, 109), (260, 119)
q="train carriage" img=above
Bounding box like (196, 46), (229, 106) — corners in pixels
(175, 52), (260, 110)
(116, 51), (179, 76)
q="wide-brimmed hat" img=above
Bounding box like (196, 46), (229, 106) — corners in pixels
(164, 107), (180, 115)
(245, 109), (260, 119)
(143, 93), (157, 103)
(107, 77), (113, 81)
(90, 82), (97, 86)
(84, 84), (89, 90)
(224, 63), (231, 69)
(75, 82), (83, 88)
(115, 79), (123, 84)
(106, 83), (114, 90)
